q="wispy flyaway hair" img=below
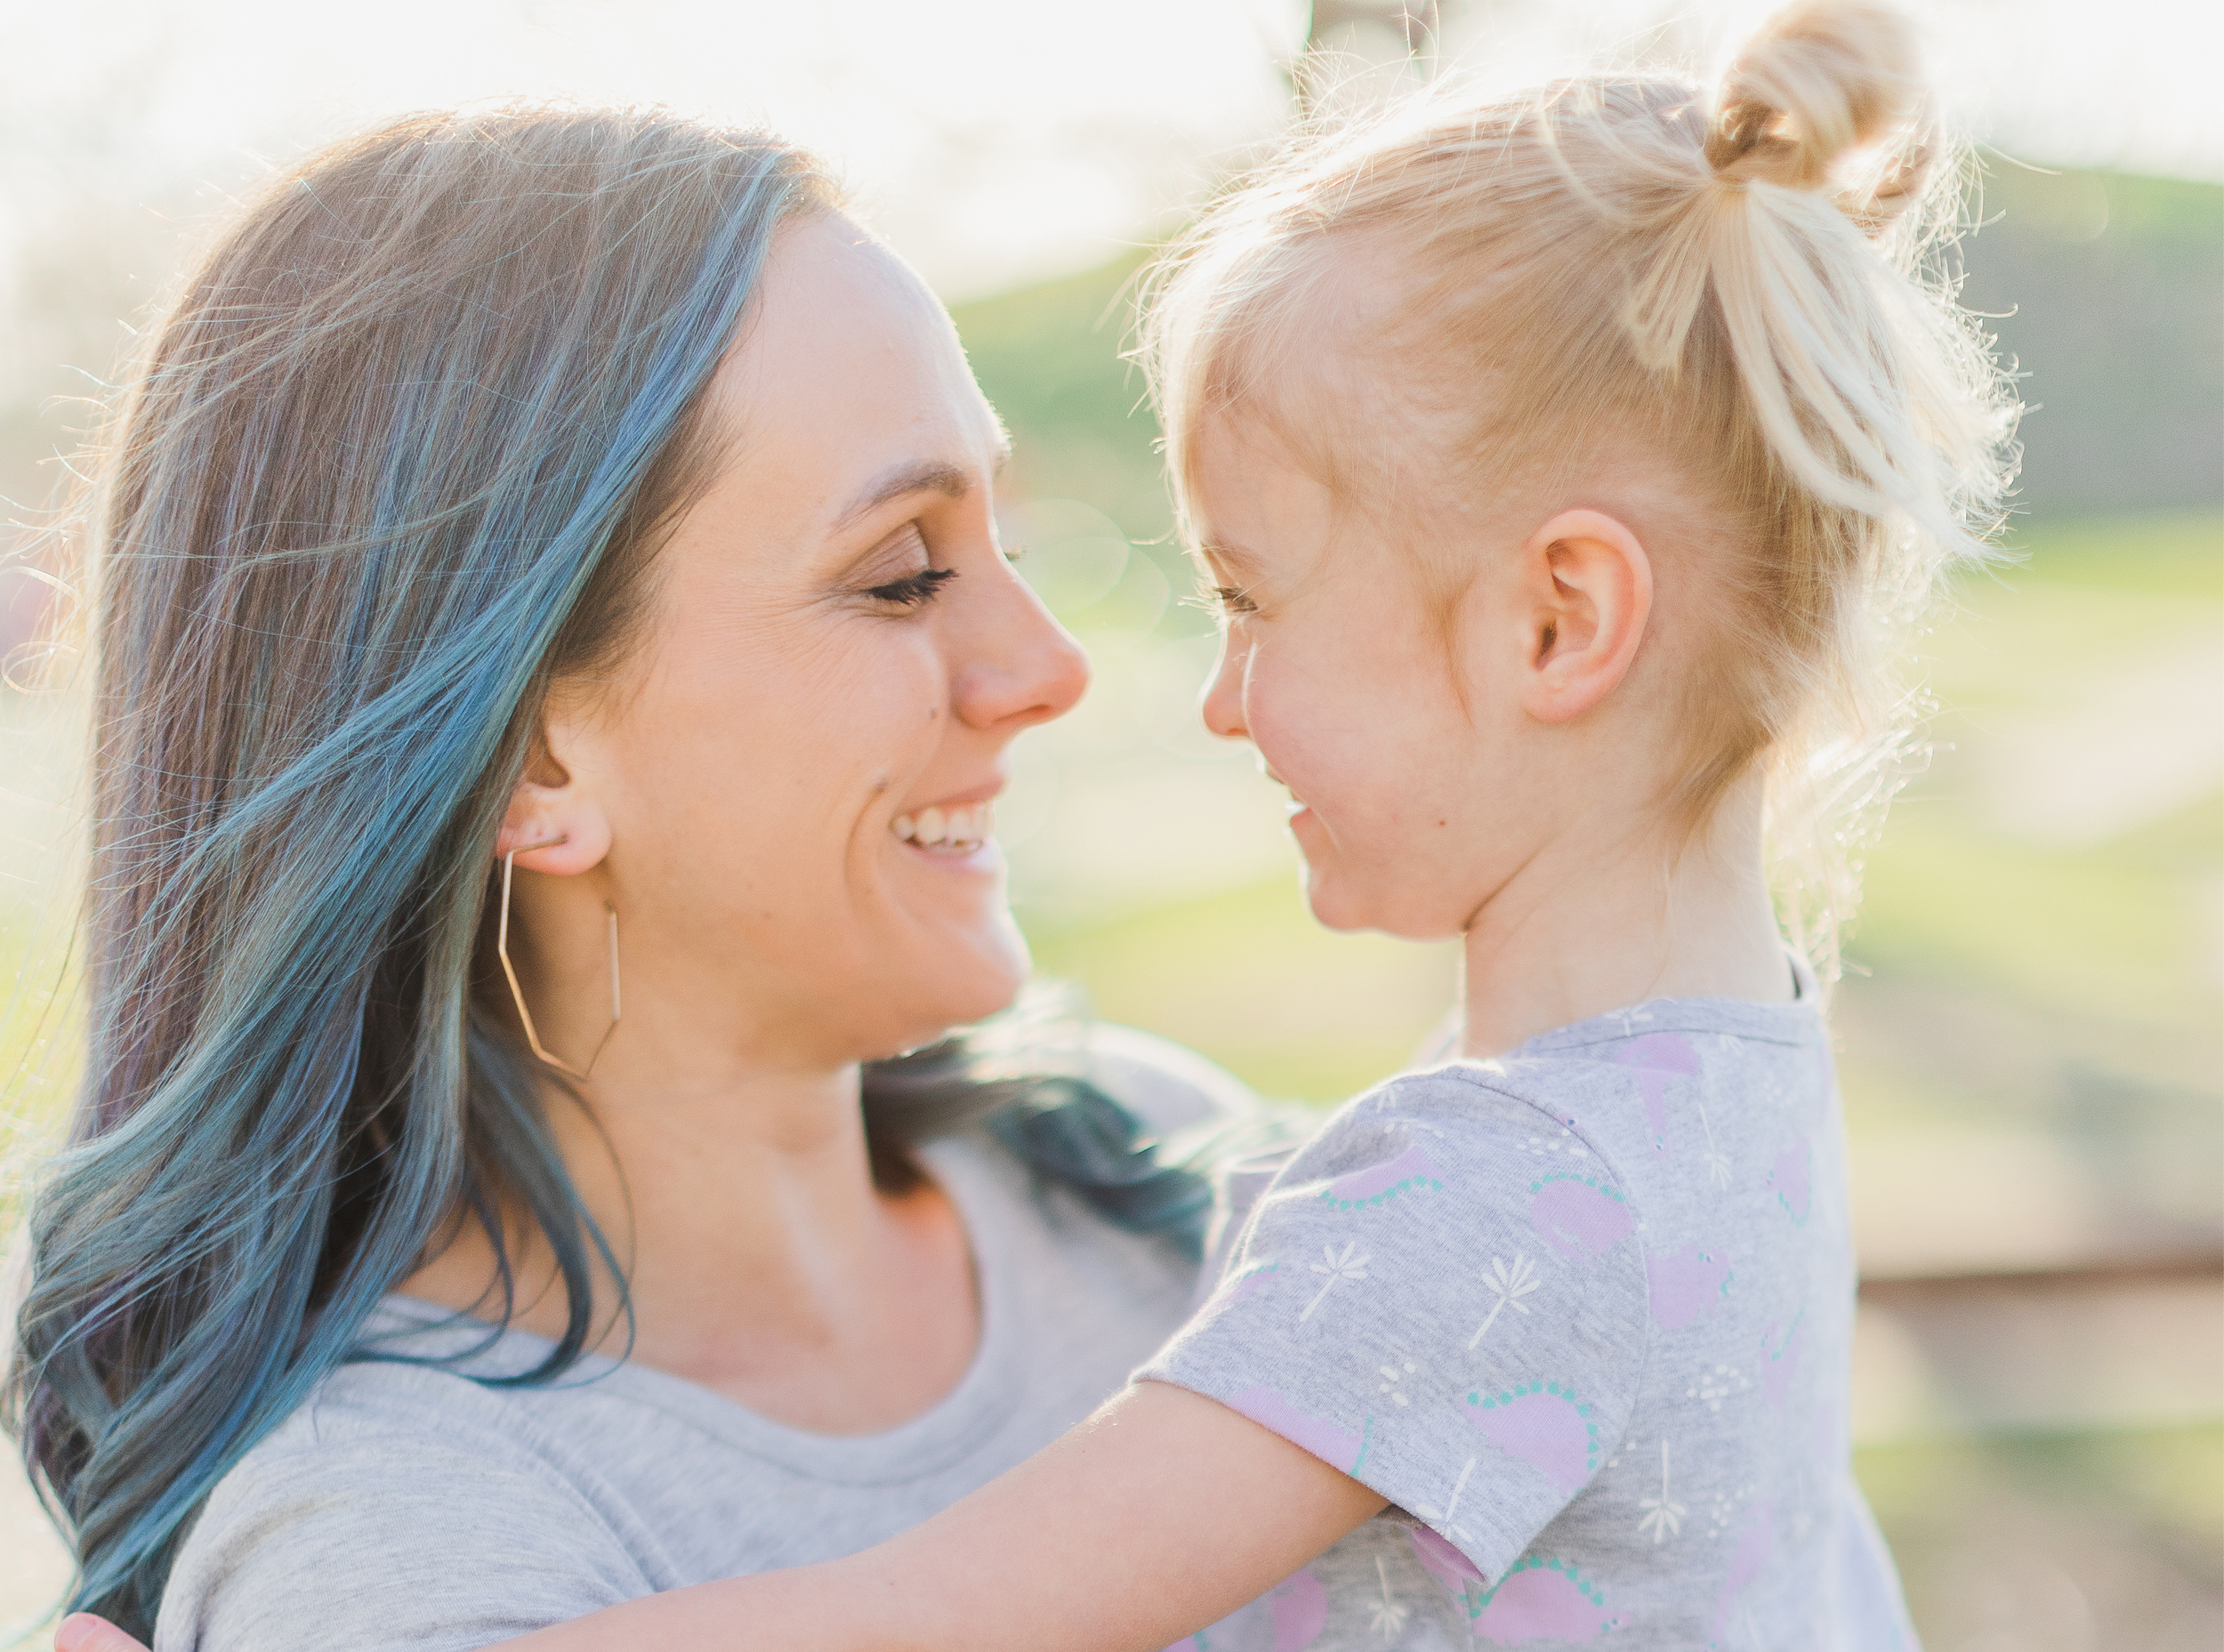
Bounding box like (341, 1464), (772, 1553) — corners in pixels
(1142, 1), (2018, 971)
(1, 107), (841, 1634)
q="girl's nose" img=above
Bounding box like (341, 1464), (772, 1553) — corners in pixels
(1199, 629), (1250, 743)
(952, 563), (1091, 734)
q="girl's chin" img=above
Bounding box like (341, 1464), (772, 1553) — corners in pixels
(1299, 866), (1394, 937)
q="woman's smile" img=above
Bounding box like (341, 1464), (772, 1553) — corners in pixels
(891, 791), (1002, 869)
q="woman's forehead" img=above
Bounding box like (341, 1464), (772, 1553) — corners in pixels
(687, 217), (1004, 532)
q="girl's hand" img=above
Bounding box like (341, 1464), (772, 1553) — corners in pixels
(53, 1616), (149, 1652)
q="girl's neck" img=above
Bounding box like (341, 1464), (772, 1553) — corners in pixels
(1456, 781), (1791, 1060)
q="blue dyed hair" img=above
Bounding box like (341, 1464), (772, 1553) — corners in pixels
(4, 106), (1205, 1637)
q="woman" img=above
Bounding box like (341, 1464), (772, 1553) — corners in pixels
(7, 107), (1251, 1650)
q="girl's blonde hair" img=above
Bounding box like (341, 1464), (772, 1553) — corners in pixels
(1141, 1), (2017, 978)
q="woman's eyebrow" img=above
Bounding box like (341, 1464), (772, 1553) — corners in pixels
(833, 459), (972, 530)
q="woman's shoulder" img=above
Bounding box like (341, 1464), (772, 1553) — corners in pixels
(1076, 1023), (1260, 1138)
(156, 1344), (662, 1650)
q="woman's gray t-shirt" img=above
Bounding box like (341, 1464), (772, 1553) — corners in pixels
(154, 1031), (1243, 1652)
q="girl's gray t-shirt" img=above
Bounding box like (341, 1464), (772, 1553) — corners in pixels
(1141, 977), (1920, 1650)
(154, 1030), (1245, 1652)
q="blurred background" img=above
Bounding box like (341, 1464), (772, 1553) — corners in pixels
(2, 2), (2218, 1646)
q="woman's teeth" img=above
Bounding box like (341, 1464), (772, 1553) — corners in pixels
(891, 802), (994, 852)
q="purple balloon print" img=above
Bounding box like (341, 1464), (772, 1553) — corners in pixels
(1769, 1136), (1811, 1223)
(1529, 1173), (1633, 1262)
(1647, 1245), (1731, 1330)
(1617, 1031), (1700, 1152)
(1711, 1500), (1776, 1643)
(1318, 1143), (1447, 1211)
(1472, 1560), (1623, 1645)
(1464, 1383), (1602, 1495)
(1228, 1384), (1367, 1474)
(1269, 1567), (1329, 1651)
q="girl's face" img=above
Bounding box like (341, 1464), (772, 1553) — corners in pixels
(512, 215), (1088, 1072)
(1189, 415), (1597, 942)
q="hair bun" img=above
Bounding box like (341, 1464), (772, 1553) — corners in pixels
(1706, 1), (1922, 196)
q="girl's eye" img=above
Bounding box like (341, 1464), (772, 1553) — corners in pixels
(1208, 584), (1258, 617)
(866, 566), (958, 608)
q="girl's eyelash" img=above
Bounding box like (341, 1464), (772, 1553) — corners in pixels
(1208, 584), (1257, 616)
(866, 566), (958, 608)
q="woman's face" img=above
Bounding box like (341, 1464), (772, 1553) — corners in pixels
(512, 214), (1087, 1075)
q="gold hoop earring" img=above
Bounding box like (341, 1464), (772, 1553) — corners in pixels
(496, 836), (620, 1079)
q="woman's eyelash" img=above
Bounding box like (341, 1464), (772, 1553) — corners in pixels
(866, 566), (959, 607)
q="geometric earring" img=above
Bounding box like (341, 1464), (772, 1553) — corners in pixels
(496, 835), (620, 1080)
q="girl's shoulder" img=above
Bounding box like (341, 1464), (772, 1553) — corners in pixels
(1341, 991), (1834, 1179)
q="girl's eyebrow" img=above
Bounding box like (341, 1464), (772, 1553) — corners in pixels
(1197, 539), (1266, 578)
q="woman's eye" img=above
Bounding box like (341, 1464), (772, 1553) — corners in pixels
(858, 522), (957, 608)
(866, 567), (959, 608)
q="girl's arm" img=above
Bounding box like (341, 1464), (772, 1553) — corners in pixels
(504, 1381), (1384, 1652)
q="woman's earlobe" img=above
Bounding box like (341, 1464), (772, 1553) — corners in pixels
(495, 711), (613, 874)
(494, 814), (611, 875)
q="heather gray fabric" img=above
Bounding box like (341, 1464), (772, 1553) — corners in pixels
(1142, 967), (1922, 1650)
(154, 1029), (1243, 1652)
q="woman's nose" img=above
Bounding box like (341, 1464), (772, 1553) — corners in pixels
(951, 563), (1091, 734)
(1199, 629), (1250, 742)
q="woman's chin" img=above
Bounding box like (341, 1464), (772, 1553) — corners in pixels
(875, 915), (1031, 1051)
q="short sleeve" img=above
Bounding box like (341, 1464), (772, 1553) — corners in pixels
(1136, 1068), (1651, 1584)
(155, 1388), (658, 1652)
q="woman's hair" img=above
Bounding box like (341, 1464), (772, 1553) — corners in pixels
(4, 106), (1205, 1635)
(1141, 1), (2018, 970)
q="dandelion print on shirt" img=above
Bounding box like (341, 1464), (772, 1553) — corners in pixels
(1139, 962), (1922, 1649)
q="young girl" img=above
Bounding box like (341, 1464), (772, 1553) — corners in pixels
(158, 3), (2004, 1648)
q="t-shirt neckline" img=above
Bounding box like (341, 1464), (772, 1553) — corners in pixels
(1508, 951), (1825, 1060)
(368, 1132), (1024, 1487)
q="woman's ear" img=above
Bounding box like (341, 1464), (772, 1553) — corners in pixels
(493, 712), (613, 875)
(1513, 508), (1654, 724)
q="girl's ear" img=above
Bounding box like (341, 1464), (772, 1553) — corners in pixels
(1513, 508), (1654, 724)
(493, 711), (614, 874)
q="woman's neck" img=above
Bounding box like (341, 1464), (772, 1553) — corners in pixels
(401, 1057), (979, 1433)
(1456, 782), (1791, 1060)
